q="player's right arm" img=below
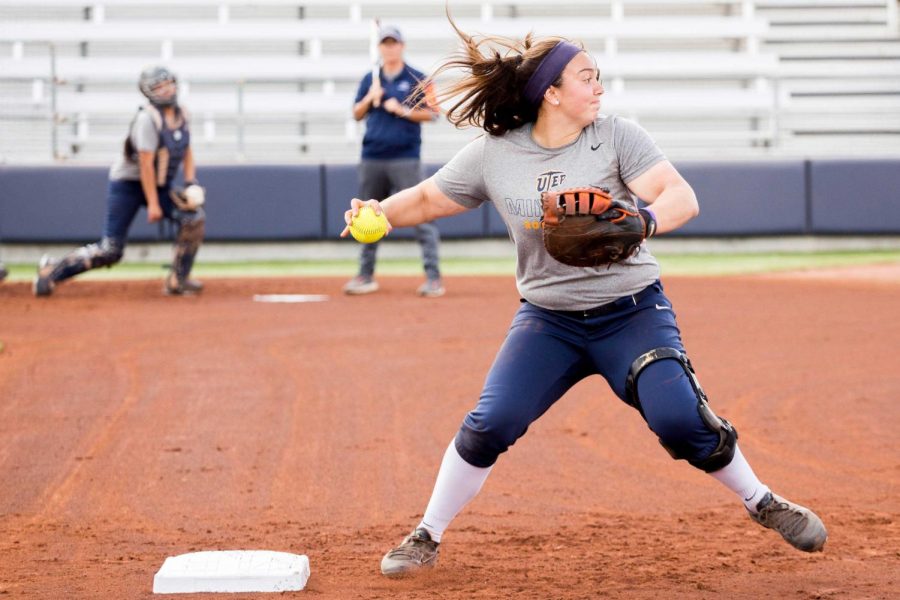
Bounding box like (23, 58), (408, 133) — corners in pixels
(381, 177), (468, 225)
(340, 178), (467, 237)
(138, 151), (163, 223)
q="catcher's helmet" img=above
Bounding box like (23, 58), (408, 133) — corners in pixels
(138, 65), (177, 106)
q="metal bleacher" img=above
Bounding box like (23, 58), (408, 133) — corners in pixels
(0, 0), (898, 164)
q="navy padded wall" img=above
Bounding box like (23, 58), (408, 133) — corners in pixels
(5, 159), (897, 242)
(199, 165), (322, 240)
(323, 164), (360, 240)
(672, 160), (807, 235)
(0, 165), (160, 242)
(809, 159), (900, 233)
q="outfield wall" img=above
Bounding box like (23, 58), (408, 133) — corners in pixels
(1, 159), (898, 243)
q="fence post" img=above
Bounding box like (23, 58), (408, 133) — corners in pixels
(49, 42), (59, 160)
(237, 80), (245, 160)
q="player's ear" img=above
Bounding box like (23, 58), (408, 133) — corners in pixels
(544, 88), (561, 106)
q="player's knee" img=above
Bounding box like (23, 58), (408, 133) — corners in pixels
(83, 238), (123, 268)
(454, 410), (526, 468)
(626, 347), (738, 473)
(637, 361), (703, 438)
(454, 427), (505, 468)
(177, 207), (206, 234)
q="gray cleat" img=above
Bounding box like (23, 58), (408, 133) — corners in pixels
(380, 527), (440, 577)
(164, 274), (204, 296)
(342, 275), (379, 296)
(416, 278), (445, 298)
(33, 255), (56, 297)
(749, 491), (827, 552)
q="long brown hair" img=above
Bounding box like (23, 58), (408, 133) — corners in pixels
(425, 14), (583, 135)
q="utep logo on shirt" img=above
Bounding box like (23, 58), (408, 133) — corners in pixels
(507, 170), (568, 233)
(536, 170), (566, 193)
(397, 80), (411, 93)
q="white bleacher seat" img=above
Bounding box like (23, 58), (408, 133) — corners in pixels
(12, 87), (775, 119)
(1, 0), (897, 162)
(0, 16), (768, 48)
(0, 52), (779, 83)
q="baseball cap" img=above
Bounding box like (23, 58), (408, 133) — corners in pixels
(378, 24), (404, 43)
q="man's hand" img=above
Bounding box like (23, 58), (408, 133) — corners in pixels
(147, 203), (163, 223)
(382, 97), (403, 115)
(366, 84), (384, 107)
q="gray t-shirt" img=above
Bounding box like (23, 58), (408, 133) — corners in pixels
(109, 109), (160, 181)
(434, 114), (665, 311)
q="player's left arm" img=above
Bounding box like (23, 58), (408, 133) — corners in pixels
(384, 79), (440, 123)
(382, 98), (438, 123)
(340, 177), (468, 237)
(625, 160), (698, 235)
(401, 105), (440, 123)
(182, 146), (197, 184)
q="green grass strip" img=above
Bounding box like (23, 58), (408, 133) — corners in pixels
(2, 250), (898, 281)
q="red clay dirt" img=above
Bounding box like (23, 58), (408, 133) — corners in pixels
(1, 272), (898, 599)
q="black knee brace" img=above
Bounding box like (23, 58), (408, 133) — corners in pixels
(625, 347), (737, 473)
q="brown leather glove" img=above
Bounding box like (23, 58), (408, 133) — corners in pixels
(541, 187), (649, 268)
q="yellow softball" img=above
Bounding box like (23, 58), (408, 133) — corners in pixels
(349, 206), (388, 244)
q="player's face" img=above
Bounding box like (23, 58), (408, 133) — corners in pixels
(152, 79), (177, 101)
(552, 52), (604, 126)
(379, 38), (405, 64)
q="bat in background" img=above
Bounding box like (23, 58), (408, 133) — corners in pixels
(370, 17), (382, 108)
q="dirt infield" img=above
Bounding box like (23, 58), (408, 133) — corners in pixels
(1, 273), (898, 599)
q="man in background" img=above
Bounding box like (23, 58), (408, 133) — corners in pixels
(343, 24), (445, 297)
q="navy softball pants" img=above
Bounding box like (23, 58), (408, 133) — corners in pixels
(104, 179), (176, 243)
(454, 281), (721, 469)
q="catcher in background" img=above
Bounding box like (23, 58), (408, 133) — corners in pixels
(33, 65), (206, 297)
(342, 20), (827, 577)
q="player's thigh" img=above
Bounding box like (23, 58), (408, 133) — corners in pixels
(385, 159), (423, 194)
(358, 161), (392, 201)
(158, 185), (180, 221)
(103, 180), (145, 240)
(466, 303), (591, 433)
(586, 283), (686, 402)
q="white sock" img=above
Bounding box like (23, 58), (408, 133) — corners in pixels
(708, 445), (771, 513)
(418, 441), (493, 543)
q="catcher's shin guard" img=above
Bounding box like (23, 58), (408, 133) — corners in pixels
(54, 238), (125, 282)
(625, 347), (737, 473)
(170, 207), (205, 283)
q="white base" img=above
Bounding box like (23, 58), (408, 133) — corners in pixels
(152, 550), (310, 594)
(252, 294), (330, 303)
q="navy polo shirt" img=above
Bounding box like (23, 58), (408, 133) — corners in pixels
(355, 63), (427, 160)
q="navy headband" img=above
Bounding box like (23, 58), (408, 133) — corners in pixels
(523, 41), (582, 106)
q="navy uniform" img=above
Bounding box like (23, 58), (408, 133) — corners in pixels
(343, 25), (443, 298)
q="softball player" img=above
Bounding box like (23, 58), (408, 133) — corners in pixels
(33, 66), (205, 297)
(342, 23), (827, 576)
(0, 262), (7, 282)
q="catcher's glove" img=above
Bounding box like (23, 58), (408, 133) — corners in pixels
(541, 186), (656, 268)
(170, 183), (206, 211)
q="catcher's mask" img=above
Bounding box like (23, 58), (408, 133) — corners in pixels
(139, 65), (177, 106)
